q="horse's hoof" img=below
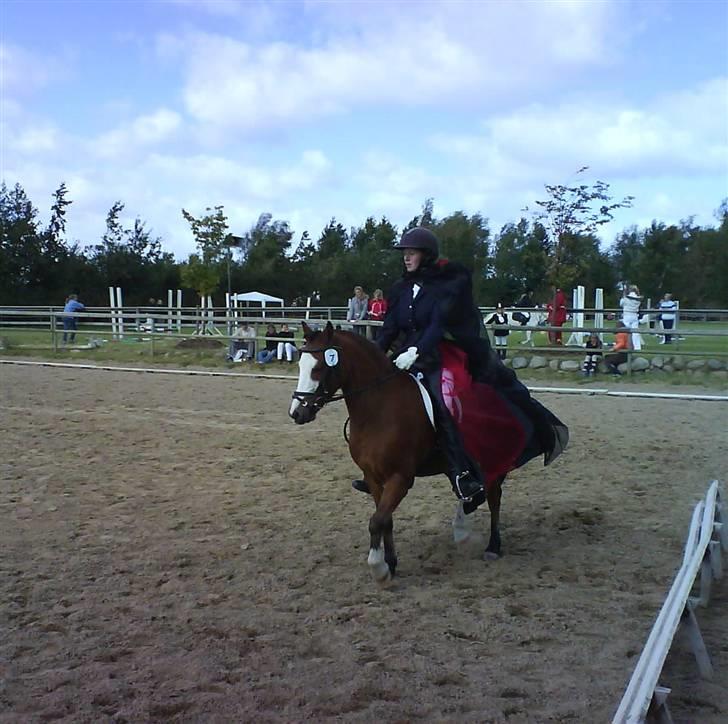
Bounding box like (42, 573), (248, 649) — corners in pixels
(374, 569), (393, 587)
(368, 548), (391, 583)
(484, 550), (501, 561)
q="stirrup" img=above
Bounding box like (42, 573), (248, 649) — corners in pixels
(453, 471), (484, 501)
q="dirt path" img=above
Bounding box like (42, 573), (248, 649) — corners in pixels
(1, 364), (726, 722)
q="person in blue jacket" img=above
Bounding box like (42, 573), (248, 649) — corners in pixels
(62, 294), (85, 344)
(352, 227), (569, 507)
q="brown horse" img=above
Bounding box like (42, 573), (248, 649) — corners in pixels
(289, 321), (506, 583)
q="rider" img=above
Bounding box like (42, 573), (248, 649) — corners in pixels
(353, 226), (486, 502)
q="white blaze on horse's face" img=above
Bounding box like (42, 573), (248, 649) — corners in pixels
(289, 352), (318, 418)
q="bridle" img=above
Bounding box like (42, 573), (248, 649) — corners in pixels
(291, 344), (399, 412)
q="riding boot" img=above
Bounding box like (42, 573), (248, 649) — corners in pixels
(422, 368), (484, 501)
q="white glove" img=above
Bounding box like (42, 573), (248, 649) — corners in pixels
(395, 346), (419, 370)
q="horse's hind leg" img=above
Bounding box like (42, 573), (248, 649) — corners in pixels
(484, 475), (505, 560)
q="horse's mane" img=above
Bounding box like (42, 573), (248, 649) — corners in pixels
(331, 329), (393, 373)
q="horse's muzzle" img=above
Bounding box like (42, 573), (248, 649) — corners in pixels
(290, 404), (317, 425)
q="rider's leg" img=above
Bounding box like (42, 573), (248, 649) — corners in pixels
(422, 368), (484, 501)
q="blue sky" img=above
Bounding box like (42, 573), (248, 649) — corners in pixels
(2, 0), (727, 260)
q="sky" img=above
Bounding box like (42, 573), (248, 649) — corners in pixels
(2, 0), (727, 260)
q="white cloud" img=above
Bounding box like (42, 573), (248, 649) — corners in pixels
(89, 109), (182, 159)
(166, 0), (624, 133)
(428, 77), (728, 180)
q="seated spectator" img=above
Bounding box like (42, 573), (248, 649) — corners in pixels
(582, 333), (603, 377)
(256, 324), (278, 364)
(276, 323), (297, 363)
(604, 323), (632, 375)
(228, 321), (256, 362)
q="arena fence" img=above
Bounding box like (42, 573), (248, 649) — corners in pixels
(612, 480), (727, 723)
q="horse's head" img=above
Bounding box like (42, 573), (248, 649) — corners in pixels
(289, 321), (345, 425)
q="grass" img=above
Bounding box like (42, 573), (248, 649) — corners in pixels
(1, 322), (727, 389)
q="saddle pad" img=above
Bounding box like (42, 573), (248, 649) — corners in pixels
(410, 373), (436, 429)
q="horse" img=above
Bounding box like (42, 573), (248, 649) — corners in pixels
(288, 321), (508, 584)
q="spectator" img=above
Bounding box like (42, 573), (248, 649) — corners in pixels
(276, 323), (297, 363)
(604, 323), (632, 375)
(582, 333), (603, 377)
(512, 287), (534, 346)
(228, 321), (256, 362)
(367, 288), (388, 339)
(62, 294), (85, 345)
(658, 293), (677, 344)
(619, 284), (643, 351)
(546, 287), (567, 346)
(485, 302), (509, 359)
(256, 324), (278, 364)
(347, 285), (369, 335)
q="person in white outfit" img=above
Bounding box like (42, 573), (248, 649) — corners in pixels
(619, 284), (643, 351)
(276, 324), (298, 363)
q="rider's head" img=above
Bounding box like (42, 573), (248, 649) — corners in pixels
(394, 227), (439, 272)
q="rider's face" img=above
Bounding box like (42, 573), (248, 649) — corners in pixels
(402, 249), (424, 272)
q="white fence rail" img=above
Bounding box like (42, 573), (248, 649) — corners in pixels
(613, 479), (727, 723)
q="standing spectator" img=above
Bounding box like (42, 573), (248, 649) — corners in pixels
(367, 288), (388, 340)
(347, 285), (369, 335)
(62, 294), (85, 345)
(486, 303), (509, 359)
(513, 287), (534, 346)
(604, 323), (632, 375)
(582, 333), (603, 377)
(658, 293), (677, 344)
(276, 323), (297, 363)
(546, 287), (567, 346)
(228, 321), (256, 361)
(256, 324), (278, 364)
(619, 284), (643, 351)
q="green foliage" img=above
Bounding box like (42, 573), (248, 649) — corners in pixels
(180, 205), (230, 298)
(529, 167), (634, 286)
(2, 180), (727, 312)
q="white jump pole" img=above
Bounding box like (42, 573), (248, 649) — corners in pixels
(176, 289), (182, 332)
(116, 287), (124, 338)
(566, 285), (585, 345)
(225, 292), (232, 336)
(594, 288), (604, 342)
(306, 295), (311, 321)
(167, 289), (173, 331)
(109, 286), (117, 338)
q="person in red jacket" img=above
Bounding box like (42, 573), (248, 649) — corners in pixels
(367, 288), (388, 340)
(546, 287), (567, 345)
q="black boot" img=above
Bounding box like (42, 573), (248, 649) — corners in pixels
(423, 369), (484, 501)
(352, 479), (371, 494)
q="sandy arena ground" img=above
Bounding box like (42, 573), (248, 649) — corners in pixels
(1, 362), (727, 723)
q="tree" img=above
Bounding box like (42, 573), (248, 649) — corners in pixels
(528, 167), (634, 287)
(180, 205), (229, 300)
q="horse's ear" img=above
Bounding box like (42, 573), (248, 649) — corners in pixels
(302, 321), (315, 341)
(324, 321), (334, 341)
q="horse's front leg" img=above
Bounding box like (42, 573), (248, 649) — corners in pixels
(484, 475), (505, 560)
(367, 473), (410, 584)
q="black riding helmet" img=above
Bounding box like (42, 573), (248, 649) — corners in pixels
(394, 226), (439, 260)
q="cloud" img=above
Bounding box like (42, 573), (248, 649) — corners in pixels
(165, 0), (624, 133)
(428, 77), (728, 181)
(89, 109), (183, 159)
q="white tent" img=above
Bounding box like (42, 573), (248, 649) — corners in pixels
(232, 291), (284, 305)
(230, 291), (284, 318)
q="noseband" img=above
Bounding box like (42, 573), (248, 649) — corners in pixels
(291, 345), (344, 412)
